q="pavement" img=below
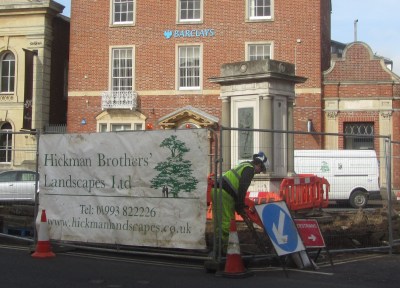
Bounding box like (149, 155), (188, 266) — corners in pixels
(1, 241), (400, 288)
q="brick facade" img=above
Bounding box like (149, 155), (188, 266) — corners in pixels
(67, 1), (399, 190)
(68, 0), (331, 136)
(324, 42), (400, 191)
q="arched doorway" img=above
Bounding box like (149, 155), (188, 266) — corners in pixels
(0, 122), (12, 163)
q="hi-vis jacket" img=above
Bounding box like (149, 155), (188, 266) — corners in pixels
(222, 162), (254, 198)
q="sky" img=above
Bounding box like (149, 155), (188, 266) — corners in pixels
(54, 0), (400, 75)
(330, 0), (400, 75)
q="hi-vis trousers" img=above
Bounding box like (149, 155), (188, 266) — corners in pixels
(211, 188), (235, 250)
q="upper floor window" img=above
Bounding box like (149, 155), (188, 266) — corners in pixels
(179, 0), (202, 22)
(248, 0), (272, 20)
(111, 47), (133, 91)
(247, 43), (271, 61)
(344, 122), (374, 150)
(0, 52), (15, 93)
(113, 0), (134, 24)
(178, 45), (201, 90)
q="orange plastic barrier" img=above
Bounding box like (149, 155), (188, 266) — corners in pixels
(207, 174), (329, 220)
(246, 191), (282, 204)
(206, 173), (215, 205)
(242, 197), (263, 227)
(206, 191), (282, 221)
(279, 174), (329, 211)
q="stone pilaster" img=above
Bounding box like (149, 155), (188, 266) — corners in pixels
(260, 95), (273, 172)
(287, 98), (295, 175)
(220, 96), (231, 171)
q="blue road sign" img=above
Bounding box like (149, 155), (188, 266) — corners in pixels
(255, 201), (305, 256)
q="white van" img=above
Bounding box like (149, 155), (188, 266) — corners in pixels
(294, 150), (381, 208)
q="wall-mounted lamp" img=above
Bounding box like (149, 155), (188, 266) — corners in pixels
(307, 119), (312, 132)
(81, 118), (87, 125)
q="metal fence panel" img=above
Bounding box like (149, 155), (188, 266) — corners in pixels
(215, 126), (398, 255)
(0, 130), (38, 242)
(1, 128), (399, 259)
(390, 140), (400, 249)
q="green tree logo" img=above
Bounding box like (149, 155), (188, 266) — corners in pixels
(150, 135), (198, 198)
(320, 161), (330, 173)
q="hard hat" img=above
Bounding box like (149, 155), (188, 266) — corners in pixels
(253, 151), (269, 172)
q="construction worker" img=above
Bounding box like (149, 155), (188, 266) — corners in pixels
(212, 151), (269, 252)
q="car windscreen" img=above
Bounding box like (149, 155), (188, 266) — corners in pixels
(0, 171), (18, 182)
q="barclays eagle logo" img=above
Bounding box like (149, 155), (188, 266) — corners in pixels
(164, 30), (173, 39)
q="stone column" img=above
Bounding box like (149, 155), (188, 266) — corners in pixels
(220, 96), (231, 171)
(287, 98), (295, 175)
(260, 95), (273, 173)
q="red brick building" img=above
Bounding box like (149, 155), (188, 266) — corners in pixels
(68, 0), (330, 134)
(67, 1), (399, 192)
(324, 42), (400, 192)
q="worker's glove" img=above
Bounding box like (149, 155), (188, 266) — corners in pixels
(235, 203), (245, 215)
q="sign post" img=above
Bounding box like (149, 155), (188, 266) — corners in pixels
(295, 218), (333, 267)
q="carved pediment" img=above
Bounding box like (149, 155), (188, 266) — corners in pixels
(158, 105), (219, 129)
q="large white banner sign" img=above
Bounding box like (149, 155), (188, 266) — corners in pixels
(39, 129), (209, 249)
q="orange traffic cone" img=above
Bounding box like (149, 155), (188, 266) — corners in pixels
(217, 219), (253, 278)
(32, 209), (56, 259)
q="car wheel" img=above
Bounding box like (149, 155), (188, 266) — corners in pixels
(349, 190), (368, 209)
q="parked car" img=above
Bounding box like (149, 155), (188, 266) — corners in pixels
(0, 170), (39, 202)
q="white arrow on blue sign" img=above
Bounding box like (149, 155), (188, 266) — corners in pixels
(255, 201), (305, 256)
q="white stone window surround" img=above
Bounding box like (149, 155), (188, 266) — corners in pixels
(246, 41), (274, 61)
(109, 46), (135, 91)
(177, 0), (203, 23)
(0, 51), (16, 93)
(246, 0), (273, 21)
(111, 0), (135, 25)
(176, 44), (202, 91)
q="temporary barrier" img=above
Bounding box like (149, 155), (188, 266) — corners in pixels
(242, 198), (263, 227)
(279, 174), (329, 211)
(2, 127), (397, 266)
(206, 191), (281, 221)
(246, 191), (282, 204)
(208, 174), (328, 219)
(207, 173), (215, 205)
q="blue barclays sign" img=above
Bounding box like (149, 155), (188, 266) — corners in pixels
(163, 29), (215, 39)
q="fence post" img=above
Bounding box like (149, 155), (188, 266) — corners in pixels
(33, 129), (40, 245)
(385, 137), (393, 254)
(215, 125), (224, 261)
